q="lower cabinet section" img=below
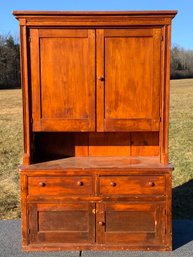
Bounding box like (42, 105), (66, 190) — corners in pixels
(28, 202), (95, 244)
(21, 169), (172, 251)
(26, 201), (168, 250)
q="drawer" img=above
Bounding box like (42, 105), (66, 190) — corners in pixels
(28, 176), (93, 196)
(99, 175), (165, 195)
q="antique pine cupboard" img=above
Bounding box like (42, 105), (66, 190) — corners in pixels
(13, 11), (177, 252)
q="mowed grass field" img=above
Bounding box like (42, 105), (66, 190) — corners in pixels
(0, 79), (193, 219)
(0, 89), (22, 219)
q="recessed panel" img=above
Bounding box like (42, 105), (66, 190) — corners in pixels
(106, 211), (155, 232)
(105, 36), (153, 119)
(39, 210), (88, 231)
(40, 37), (89, 119)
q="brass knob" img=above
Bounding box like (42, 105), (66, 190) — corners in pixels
(98, 76), (105, 81)
(110, 182), (116, 187)
(149, 181), (155, 187)
(39, 182), (46, 187)
(77, 181), (84, 186)
(98, 221), (105, 226)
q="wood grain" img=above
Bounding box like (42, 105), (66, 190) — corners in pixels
(31, 29), (95, 132)
(99, 175), (165, 195)
(28, 176), (93, 196)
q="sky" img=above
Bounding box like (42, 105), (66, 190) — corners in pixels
(0, 0), (193, 49)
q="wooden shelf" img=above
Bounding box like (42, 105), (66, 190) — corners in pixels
(20, 156), (173, 171)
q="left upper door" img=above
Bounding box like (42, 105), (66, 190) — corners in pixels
(30, 29), (95, 132)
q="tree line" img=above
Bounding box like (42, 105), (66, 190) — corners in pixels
(171, 45), (193, 79)
(0, 34), (193, 89)
(0, 35), (20, 89)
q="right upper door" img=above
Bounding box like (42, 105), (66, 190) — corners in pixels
(96, 28), (162, 132)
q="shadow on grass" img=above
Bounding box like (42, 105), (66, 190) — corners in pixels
(173, 179), (193, 219)
(172, 179), (193, 250)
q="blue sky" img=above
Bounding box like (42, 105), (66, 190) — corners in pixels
(0, 0), (193, 49)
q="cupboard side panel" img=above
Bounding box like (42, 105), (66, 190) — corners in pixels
(20, 24), (32, 165)
(20, 174), (29, 246)
(160, 25), (171, 164)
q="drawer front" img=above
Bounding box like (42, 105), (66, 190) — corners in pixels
(28, 176), (93, 196)
(99, 175), (165, 195)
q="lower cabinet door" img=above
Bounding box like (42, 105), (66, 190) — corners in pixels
(28, 202), (95, 244)
(96, 202), (166, 246)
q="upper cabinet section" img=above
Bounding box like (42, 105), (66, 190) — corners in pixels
(13, 11), (177, 133)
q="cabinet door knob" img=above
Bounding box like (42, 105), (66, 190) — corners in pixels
(98, 76), (105, 81)
(110, 182), (116, 187)
(77, 181), (84, 186)
(39, 182), (46, 187)
(98, 221), (105, 226)
(149, 181), (155, 187)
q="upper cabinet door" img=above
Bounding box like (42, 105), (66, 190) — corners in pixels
(30, 29), (95, 132)
(96, 29), (162, 132)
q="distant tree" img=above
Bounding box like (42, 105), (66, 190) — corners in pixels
(171, 45), (193, 79)
(0, 34), (20, 89)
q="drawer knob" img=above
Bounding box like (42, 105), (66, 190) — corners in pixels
(98, 221), (105, 226)
(149, 181), (155, 187)
(77, 181), (84, 186)
(110, 182), (116, 187)
(39, 182), (46, 187)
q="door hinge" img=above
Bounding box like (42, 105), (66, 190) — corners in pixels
(28, 228), (30, 234)
(28, 37), (31, 43)
(161, 35), (164, 42)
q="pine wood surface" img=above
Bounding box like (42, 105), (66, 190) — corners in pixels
(20, 156), (173, 170)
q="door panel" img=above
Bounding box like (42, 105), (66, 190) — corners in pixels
(28, 202), (95, 244)
(30, 29), (95, 132)
(96, 202), (165, 246)
(97, 29), (161, 132)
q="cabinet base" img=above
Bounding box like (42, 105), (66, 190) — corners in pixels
(22, 244), (172, 252)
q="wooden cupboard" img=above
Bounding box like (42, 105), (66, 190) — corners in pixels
(13, 11), (177, 251)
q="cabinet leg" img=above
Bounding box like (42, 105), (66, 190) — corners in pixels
(79, 250), (82, 257)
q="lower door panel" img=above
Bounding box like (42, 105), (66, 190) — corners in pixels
(28, 202), (95, 244)
(96, 202), (166, 246)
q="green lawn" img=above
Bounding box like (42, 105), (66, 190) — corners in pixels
(170, 79), (193, 219)
(0, 89), (22, 219)
(0, 79), (193, 219)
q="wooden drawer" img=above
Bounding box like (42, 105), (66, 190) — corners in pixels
(28, 176), (93, 196)
(99, 175), (165, 195)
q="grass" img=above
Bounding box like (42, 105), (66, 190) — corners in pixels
(0, 79), (193, 219)
(0, 89), (22, 219)
(170, 79), (193, 219)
